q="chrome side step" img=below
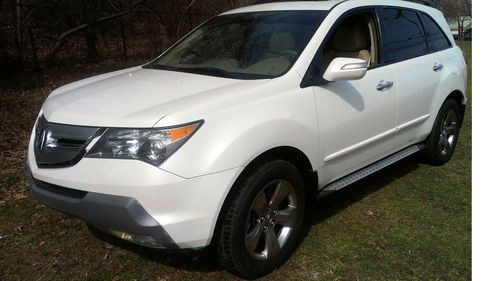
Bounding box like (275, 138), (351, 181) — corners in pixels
(318, 144), (425, 198)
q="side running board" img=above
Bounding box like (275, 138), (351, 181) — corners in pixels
(318, 144), (425, 198)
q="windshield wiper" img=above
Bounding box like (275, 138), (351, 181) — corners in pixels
(177, 66), (236, 79)
(143, 64), (271, 80)
(143, 64), (235, 78)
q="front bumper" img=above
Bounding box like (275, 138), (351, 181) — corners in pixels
(27, 131), (243, 249)
(28, 170), (177, 249)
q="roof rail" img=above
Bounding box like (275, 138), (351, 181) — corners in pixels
(406, 0), (436, 7)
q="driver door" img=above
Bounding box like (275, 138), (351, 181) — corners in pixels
(313, 10), (398, 187)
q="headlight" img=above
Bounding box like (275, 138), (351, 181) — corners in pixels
(86, 121), (203, 166)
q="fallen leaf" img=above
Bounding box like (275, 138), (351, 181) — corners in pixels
(14, 193), (29, 200)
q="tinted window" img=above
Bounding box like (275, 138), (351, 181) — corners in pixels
(148, 11), (327, 79)
(379, 8), (427, 63)
(421, 14), (451, 52)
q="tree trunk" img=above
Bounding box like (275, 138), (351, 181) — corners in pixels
(15, 0), (23, 62)
(84, 24), (99, 62)
(120, 17), (127, 59)
(27, 28), (39, 70)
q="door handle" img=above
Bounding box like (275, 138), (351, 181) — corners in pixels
(376, 80), (394, 91)
(433, 63), (444, 72)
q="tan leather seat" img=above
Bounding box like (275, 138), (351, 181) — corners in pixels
(268, 32), (296, 55)
(324, 18), (371, 67)
(241, 32), (296, 75)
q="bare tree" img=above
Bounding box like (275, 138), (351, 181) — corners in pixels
(463, 0), (472, 18)
(0, 0), (243, 69)
(45, 0), (145, 65)
(438, 0), (471, 40)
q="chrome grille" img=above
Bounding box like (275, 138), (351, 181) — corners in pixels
(34, 115), (102, 168)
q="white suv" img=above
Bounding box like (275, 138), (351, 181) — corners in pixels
(27, 0), (467, 278)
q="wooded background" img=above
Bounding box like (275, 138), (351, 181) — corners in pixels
(0, 0), (471, 73)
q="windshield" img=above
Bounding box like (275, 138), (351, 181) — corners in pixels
(145, 11), (328, 79)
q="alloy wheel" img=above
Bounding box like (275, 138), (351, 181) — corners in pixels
(245, 179), (298, 260)
(438, 109), (458, 156)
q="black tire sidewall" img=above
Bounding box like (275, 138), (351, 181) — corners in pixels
(425, 99), (461, 164)
(219, 160), (306, 279)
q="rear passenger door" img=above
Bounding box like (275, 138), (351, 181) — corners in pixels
(378, 8), (450, 148)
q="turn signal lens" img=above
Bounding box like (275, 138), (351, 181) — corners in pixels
(169, 124), (199, 142)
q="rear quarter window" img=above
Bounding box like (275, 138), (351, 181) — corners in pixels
(420, 13), (452, 52)
(379, 8), (427, 63)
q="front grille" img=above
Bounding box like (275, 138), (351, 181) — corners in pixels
(34, 115), (103, 168)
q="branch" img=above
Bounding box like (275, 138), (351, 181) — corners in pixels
(176, 0), (197, 36)
(142, 2), (167, 27)
(185, 0), (197, 11)
(45, 0), (146, 65)
(106, 0), (120, 12)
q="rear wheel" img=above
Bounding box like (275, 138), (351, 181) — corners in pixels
(423, 99), (462, 165)
(217, 160), (305, 279)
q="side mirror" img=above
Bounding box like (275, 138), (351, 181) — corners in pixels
(323, 57), (368, 82)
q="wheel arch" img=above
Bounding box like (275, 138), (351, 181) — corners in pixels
(209, 145), (318, 248)
(446, 90), (466, 126)
(241, 146), (318, 197)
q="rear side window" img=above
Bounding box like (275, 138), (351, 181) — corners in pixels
(379, 8), (427, 63)
(421, 13), (451, 52)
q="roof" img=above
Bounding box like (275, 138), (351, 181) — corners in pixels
(222, 1), (344, 15)
(222, 0), (440, 15)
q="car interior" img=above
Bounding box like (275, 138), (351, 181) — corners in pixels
(165, 12), (379, 77)
(243, 32), (298, 74)
(323, 12), (378, 69)
(207, 12), (380, 76)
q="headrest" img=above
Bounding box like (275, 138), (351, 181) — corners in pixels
(333, 26), (370, 52)
(269, 32), (296, 53)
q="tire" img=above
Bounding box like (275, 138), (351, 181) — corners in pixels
(423, 99), (462, 165)
(217, 159), (306, 279)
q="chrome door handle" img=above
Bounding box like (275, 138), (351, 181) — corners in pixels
(433, 63), (444, 71)
(376, 80), (394, 91)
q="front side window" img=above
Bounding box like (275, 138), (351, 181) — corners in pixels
(146, 11), (328, 79)
(379, 8), (427, 63)
(421, 13), (451, 52)
(321, 11), (379, 70)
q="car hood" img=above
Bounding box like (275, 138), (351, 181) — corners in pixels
(42, 66), (268, 127)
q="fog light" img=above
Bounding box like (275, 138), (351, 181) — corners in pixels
(108, 230), (162, 248)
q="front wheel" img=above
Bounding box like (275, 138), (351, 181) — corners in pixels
(217, 160), (306, 279)
(423, 99), (462, 165)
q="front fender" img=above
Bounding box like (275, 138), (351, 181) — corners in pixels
(159, 87), (319, 179)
